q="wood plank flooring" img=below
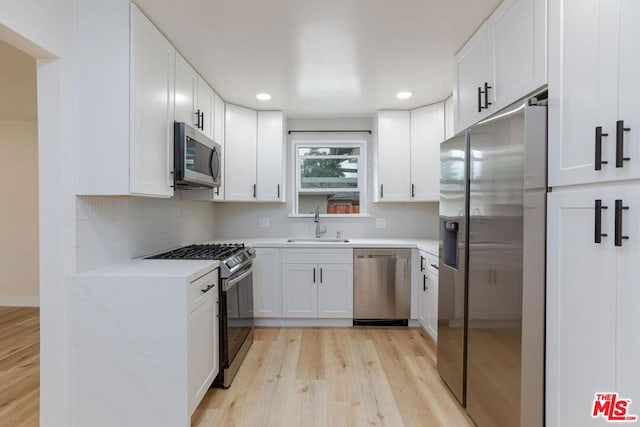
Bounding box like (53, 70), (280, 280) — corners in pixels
(0, 309), (471, 427)
(193, 328), (473, 427)
(0, 307), (39, 427)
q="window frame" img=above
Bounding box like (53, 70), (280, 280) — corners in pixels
(291, 139), (368, 217)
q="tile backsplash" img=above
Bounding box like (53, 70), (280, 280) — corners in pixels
(76, 196), (216, 272)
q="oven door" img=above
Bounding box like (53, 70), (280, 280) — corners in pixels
(221, 265), (254, 369)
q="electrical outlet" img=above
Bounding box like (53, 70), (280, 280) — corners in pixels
(375, 218), (387, 229)
(259, 218), (270, 228)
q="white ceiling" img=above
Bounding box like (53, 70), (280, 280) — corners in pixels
(135, 0), (501, 117)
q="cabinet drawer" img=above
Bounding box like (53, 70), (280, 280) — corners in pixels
(282, 248), (353, 264)
(189, 268), (218, 310)
(426, 254), (440, 275)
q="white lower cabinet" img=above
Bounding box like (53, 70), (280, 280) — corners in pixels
(253, 248), (282, 317)
(547, 186), (640, 427)
(418, 250), (439, 342)
(281, 249), (353, 319)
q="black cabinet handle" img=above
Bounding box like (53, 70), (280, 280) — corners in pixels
(380, 184), (384, 199)
(253, 184), (256, 198)
(595, 126), (609, 170)
(484, 82), (492, 109)
(423, 275), (427, 291)
(313, 268), (316, 283)
(594, 199), (608, 244)
(201, 284), (215, 294)
(616, 120), (631, 168)
(215, 186), (220, 196)
(200, 111), (205, 130)
(277, 184), (280, 198)
(320, 268), (323, 283)
(420, 256), (425, 272)
(477, 86), (483, 112)
(430, 263), (439, 270)
(614, 200), (630, 246)
(195, 109), (201, 129)
(411, 184), (415, 198)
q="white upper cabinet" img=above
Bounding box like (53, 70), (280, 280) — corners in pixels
(454, 25), (491, 135)
(76, 2), (175, 197)
(487, 0), (546, 112)
(196, 80), (214, 140)
(549, 0), (640, 187)
(212, 93), (226, 201)
(410, 104), (444, 201)
(175, 53), (214, 140)
(256, 111), (285, 202)
(224, 104), (257, 201)
(223, 106), (285, 202)
(376, 111), (411, 201)
(174, 54), (198, 129)
(376, 105), (444, 202)
(445, 96), (455, 140)
(454, 0), (546, 134)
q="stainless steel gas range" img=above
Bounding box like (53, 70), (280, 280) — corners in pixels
(146, 243), (255, 388)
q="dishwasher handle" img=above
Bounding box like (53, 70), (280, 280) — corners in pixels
(356, 254), (403, 259)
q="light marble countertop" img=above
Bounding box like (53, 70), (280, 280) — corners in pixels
(72, 258), (220, 280)
(206, 238), (440, 256)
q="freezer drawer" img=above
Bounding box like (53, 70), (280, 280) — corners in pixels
(353, 248), (411, 321)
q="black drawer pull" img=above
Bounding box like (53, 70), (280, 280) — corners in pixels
(594, 199), (608, 244)
(614, 200), (629, 247)
(430, 263), (439, 270)
(477, 86), (483, 112)
(423, 275), (427, 291)
(616, 120), (631, 168)
(595, 126), (609, 170)
(200, 284), (215, 294)
(484, 82), (492, 109)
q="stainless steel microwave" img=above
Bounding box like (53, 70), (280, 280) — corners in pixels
(174, 122), (221, 189)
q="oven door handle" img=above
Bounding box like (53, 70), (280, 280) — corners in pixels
(223, 267), (253, 292)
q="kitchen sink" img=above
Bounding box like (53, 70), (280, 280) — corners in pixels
(287, 238), (350, 243)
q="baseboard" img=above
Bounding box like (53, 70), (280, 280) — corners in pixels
(254, 318), (353, 328)
(0, 296), (40, 307)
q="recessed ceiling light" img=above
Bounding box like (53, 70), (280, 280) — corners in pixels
(256, 93), (271, 101)
(396, 91), (412, 99)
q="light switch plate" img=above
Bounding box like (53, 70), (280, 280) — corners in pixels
(259, 218), (270, 228)
(375, 218), (387, 228)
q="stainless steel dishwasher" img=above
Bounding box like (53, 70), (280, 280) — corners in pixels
(353, 248), (411, 326)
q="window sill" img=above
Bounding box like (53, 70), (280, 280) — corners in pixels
(288, 214), (371, 219)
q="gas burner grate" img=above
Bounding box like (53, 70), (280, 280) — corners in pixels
(146, 243), (245, 260)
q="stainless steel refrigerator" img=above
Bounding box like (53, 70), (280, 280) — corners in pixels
(437, 96), (546, 427)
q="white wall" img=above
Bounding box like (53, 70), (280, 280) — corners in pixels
(215, 117), (440, 239)
(0, 39), (39, 305)
(76, 196), (216, 272)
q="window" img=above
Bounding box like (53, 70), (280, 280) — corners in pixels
(293, 140), (367, 216)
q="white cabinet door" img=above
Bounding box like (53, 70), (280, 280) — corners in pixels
(225, 104), (257, 201)
(129, 4), (175, 197)
(419, 271), (428, 331)
(188, 292), (218, 414)
(616, 187), (640, 403)
(197, 79), (214, 140)
(616, 0), (640, 182)
(377, 111), (411, 201)
(453, 24), (490, 134)
(548, 0), (619, 187)
(256, 111), (284, 202)
(282, 263), (317, 317)
(213, 94), (225, 201)
(444, 96), (455, 140)
(317, 263), (353, 318)
(426, 271), (438, 342)
(487, 0), (546, 112)
(546, 189), (617, 427)
(174, 54), (198, 128)
(410, 104), (444, 201)
(253, 248), (282, 318)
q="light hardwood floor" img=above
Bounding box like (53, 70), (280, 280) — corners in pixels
(193, 327), (473, 427)
(0, 309), (471, 427)
(0, 307), (39, 427)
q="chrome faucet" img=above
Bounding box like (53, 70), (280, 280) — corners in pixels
(314, 206), (327, 238)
